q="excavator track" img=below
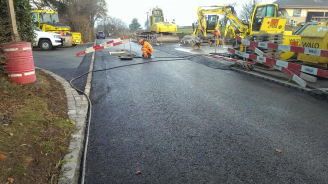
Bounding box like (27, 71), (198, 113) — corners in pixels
(136, 32), (179, 43)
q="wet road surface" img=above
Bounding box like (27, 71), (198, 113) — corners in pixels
(85, 39), (328, 183)
(33, 43), (93, 91)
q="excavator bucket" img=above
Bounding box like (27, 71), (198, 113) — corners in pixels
(180, 35), (202, 49)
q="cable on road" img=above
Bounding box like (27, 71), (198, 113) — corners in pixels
(71, 54), (205, 184)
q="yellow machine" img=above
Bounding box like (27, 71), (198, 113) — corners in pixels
(31, 10), (83, 46)
(137, 8), (179, 42)
(182, 3), (300, 60)
(222, 4), (300, 60)
(150, 8), (177, 33)
(297, 22), (328, 68)
(192, 6), (220, 39)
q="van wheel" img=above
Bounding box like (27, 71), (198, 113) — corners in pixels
(39, 40), (52, 50)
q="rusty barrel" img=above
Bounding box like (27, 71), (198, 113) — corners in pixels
(1, 42), (36, 84)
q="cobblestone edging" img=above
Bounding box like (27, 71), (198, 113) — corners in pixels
(231, 67), (328, 100)
(36, 67), (88, 184)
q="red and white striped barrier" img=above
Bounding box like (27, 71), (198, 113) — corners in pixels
(76, 36), (129, 56)
(230, 35), (328, 79)
(229, 36), (310, 87)
(229, 47), (328, 79)
(246, 44), (317, 83)
(238, 35), (328, 58)
(229, 47), (309, 87)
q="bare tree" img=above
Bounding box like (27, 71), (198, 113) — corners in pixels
(239, 0), (262, 23)
(29, 0), (52, 9)
(96, 16), (128, 37)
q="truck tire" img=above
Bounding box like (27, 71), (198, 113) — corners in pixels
(39, 39), (52, 50)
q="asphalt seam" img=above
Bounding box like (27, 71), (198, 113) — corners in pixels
(80, 40), (96, 184)
(56, 40), (96, 184)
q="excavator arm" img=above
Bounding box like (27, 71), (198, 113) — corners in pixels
(194, 6), (248, 38)
(210, 5), (248, 36)
(224, 25), (236, 39)
(182, 3), (282, 50)
(186, 5), (247, 49)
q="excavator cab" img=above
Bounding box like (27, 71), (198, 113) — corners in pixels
(251, 4), (277, 32)
(144, 8), (178, 42)
(206, 15), (219, 31)
(151, 9), (163, 26)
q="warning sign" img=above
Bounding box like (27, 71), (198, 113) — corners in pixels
(268, 19), (279, 28)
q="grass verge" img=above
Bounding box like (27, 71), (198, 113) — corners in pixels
(0, 69), (75, 184)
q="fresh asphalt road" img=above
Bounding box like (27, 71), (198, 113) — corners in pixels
(83, 39), (328, 183)
(32, 43), (93, 91)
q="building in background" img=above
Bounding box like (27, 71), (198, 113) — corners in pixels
(274, 0), (328, 26)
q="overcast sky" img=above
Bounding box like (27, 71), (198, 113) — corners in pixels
(104, 0), (275, 28)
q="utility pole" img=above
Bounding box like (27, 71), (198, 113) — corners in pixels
(146, 12), (149, 30)
(103, 16), (106, 37)
(6, 0), (21, 42)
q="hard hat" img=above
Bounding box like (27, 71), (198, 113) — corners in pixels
(138, 39), (143, 44)
(215, 27), (218, 31)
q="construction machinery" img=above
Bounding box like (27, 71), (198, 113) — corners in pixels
(136, 8), (179, 42)
(297, 22), (328, 68)
(181, 3), (300, 60)
(31, 10), (83, 46)
(182, 6), (221, 49)
(193, 7), (221, 38)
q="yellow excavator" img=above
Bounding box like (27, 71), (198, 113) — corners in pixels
(137, 8), (179, 42)
(31, 10), (83, 46)
(181, 4), (300, 60)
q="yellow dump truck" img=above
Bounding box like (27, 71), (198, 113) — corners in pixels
(31, 10), (83, 46)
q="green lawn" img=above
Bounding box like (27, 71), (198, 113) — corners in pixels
(176, 28), (194, 34)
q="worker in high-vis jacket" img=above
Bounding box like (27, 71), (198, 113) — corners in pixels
(213, 27), (221, 38)
(213, 28), (221, 46)
(139, 39), (153, 58)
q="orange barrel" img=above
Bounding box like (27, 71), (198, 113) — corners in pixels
(1, 42), (36, 84)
